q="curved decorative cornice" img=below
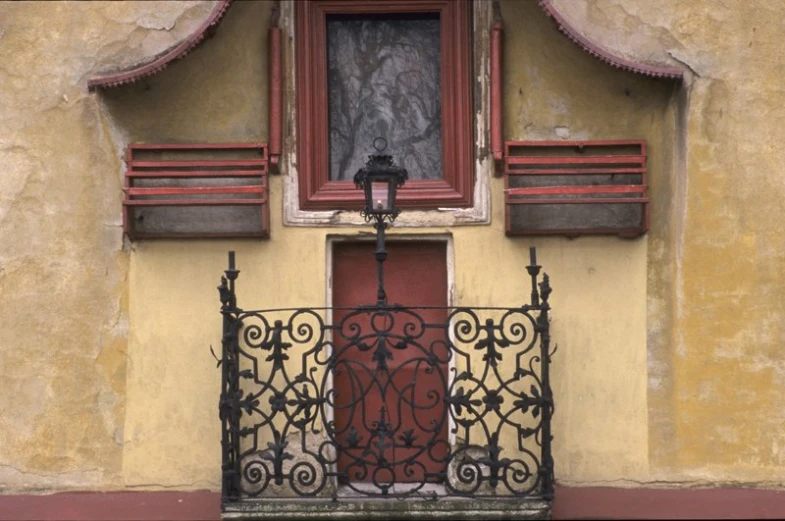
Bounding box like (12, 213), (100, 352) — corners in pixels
(88, 0), (233, 91)
(538, 0), (683, 80)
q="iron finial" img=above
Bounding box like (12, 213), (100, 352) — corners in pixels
(373, 137), (388, 153)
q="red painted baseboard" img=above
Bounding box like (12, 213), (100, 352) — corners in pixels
(0, 491), (220, 521)
(2, 486), (785, 520)
(554, 485), (785, 520)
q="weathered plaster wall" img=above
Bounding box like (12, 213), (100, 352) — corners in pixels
(552, 0), (785, 487)
(499, 1), (677, 486)
(109, 0), (669, 489)
(102, 1), (273, 488)
(0, 1), (220, 492)
(0, 0), (668, 492)
(3, 0), (783, 497)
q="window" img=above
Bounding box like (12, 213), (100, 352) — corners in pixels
(296, 0), (474, 211)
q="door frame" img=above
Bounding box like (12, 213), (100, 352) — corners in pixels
(325, 233), (456, 488)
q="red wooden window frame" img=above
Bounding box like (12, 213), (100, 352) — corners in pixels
(296, 0), (474, 211)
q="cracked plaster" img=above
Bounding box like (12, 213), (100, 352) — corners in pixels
(0, 1), (221, 493)
(551, 0), (785, 486)
(2, 0), (785, 496)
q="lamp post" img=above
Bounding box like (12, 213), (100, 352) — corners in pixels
(353, 138), (408, 305)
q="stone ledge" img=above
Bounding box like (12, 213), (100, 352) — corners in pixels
(222, 497), (551, 520)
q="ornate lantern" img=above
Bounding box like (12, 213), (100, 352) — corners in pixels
(352, 139), (409, 304)
(353, 138), (408, 223)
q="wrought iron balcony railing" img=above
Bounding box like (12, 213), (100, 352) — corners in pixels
(217, 251), (554, 514)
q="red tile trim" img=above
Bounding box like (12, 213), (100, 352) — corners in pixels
(538, 0), (683, 80)
(87, 1), (234, 91)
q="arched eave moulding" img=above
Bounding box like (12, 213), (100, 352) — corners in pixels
(86, 0), (684, 92)
(87, 0), (234, 91)
(538, 0), (684, 81)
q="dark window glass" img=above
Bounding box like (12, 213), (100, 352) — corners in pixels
(327, 13), (442, 181)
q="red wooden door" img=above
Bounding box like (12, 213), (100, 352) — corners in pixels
(332, 241), (449, 488)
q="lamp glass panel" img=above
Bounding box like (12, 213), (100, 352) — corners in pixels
(371, 181), (391, 211)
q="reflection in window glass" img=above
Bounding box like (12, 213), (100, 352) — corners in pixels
(327, 13), (442, 181)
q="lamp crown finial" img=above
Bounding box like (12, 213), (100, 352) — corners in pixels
(373, 137), (388, 153)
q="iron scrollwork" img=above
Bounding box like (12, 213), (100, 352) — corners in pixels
(217, 251), (554, 503)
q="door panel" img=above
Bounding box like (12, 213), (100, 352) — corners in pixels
(332, 241), (448, 486)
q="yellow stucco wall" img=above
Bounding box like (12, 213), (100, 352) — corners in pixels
(549, 0), (785, 486)
(114, 0), (667, 489)
(1, 0), (783, 495)
(0, 0), (216, 491)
